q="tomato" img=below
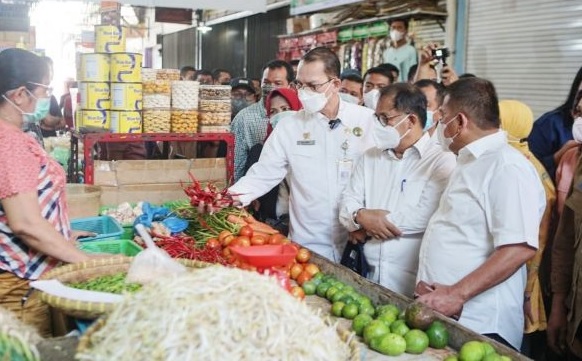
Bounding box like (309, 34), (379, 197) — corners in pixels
(229, 237), (242, 248)
(218, 230), (235, 246)
(205, 238), (221, 250)
(289, 243), (301, 253)
(238, 236), (251, 247)
(304, 263), (320, 277)
(238, 225), (253, 238)
(291, 286), (305, 300)
(250, 234), (267, 246)
(222, 247), (233, 259)
(296, 271), (312, 286)
(296, 248), (311, 263)
(269, 233), (287, 245)
(280, 237), (291, 245)
(290, 263), (304, 280)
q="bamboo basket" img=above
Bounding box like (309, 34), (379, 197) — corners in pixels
(77, 316), (361, 361)
(37, 257), (212, 319)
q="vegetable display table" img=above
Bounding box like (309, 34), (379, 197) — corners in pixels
(68, 131), (234, 185)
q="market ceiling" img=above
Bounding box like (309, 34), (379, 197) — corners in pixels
(82, 0), (267, 12)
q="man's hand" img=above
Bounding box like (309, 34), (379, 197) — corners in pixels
(441, 65), (459, 86)
(523, 292), (535, 327)
(356, 209), (402, 240)
(348, 229), (368, 244)
(417, 283), (465, 317)
(547, 294), (569, 355)
(418, 44), (439, 66)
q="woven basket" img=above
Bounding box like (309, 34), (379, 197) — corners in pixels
(78, 316), (361, 361)
(37, 257), (211, 319)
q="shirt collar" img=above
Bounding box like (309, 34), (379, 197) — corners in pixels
(386, 132), (431, 159)
(458, 130), (507, 162)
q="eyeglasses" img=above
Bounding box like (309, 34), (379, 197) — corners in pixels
(294, 78), (334, 92)
(28, 82), (53, 97)
(374, 112), (409, 127)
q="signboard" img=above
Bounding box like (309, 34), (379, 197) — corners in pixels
(155, 7), (193, 25)
(290, 0), (362, 16)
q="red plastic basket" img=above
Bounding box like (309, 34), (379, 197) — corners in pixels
(230, 245), (298, 268)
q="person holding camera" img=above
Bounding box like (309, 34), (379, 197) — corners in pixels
(415, 44), (460, 86)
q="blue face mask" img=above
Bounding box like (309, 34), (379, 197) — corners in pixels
(424, 110), (434, 131)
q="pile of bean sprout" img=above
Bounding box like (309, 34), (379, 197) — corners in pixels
(76, 266), (352, 361)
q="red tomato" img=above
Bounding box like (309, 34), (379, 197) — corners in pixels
(239, 225), (253, 238)
(219, 231), (235, 247)
(205, 238), (221, 250)
(304, 263), (320, 277)
(269, 234), (286, 245)
(288, 243), (301, 253)
(222, 247), (233, 259)
(238, 236), (251, 247)
(250, 235), (267, 246)
(296, 271), (312, 286)
(296, 248), (311, 263)
(290, 263), (304, 280)
(290, 286), (305, 300)
(229, 237), (242, 248)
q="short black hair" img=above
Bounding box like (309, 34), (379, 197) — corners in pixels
(364, 66), (395, 84)
(197, 69), (212, 77)
(459, 73), (477, 79)
(415, 79), (446, 106)
(211, 68), (231, 81)
(290, 59), (300, 66)
(379, 83), (427, 127)
(445, 77), (500, 130)
(389, 18), (409, 31)
(301, 47), (341, 78)
(0, 48), (49, 101)
(378, 63), (400, 77)
(180, 65), (196, 78)
(342, 74), (363, 84)
(262, 59), (294, 83)
(407, 64), (418, 83)
(555, 66), (582, 127)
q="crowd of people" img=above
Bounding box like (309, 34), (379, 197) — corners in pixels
(0, 23), (581, 360)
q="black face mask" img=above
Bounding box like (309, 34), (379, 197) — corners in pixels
(231, 98), (252, 117)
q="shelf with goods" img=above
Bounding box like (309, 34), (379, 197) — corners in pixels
(278, 8), (447, 73)
(67, 131), (235, 185)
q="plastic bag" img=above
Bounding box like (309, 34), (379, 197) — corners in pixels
(126, 224), (187, 285)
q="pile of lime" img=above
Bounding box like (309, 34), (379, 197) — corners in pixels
(445, 340), (513, 361)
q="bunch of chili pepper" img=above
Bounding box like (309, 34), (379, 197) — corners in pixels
(182, 173), (237, 214)
(137, 234), (228, 265)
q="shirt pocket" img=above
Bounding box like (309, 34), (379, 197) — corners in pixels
(401, 179), (426, 208)
(290, 146), (319, 180)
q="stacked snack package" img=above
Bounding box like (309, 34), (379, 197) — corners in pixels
(141, 69), (179, 133)
(198, 85), (232, 133)
(171, 81), (200, 133)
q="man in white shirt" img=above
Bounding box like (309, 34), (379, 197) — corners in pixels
(382, 19), (417, 83)
(229, 47), (375, 261)
(339, 83), (456, 297)
(416, 77), (545, 350)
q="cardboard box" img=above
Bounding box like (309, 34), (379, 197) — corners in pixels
(286, 17), (310, 34)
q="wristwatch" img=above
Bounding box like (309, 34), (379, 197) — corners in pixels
(352, 208), (364, 230)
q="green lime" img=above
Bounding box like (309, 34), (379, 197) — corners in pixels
(377, 304), (401, 318)
(342, 303), (359, 319)
(326, 286), (340, 300)
(481, 342), (496, 356)
(377, 311), (398, 327)
(444, 356), (459, 361)
(404, 329), (429, 354)
(426, 321), (449, 349)
(359, 304), (376, 317)
(352, 314), (373, 336)
(499, 356), (511, 361)
(459, 341), (486, 361)
(372, 333), (407, 356)
(483, 354), (502, 361)
(331, 301), (345, 317)
(343, 285), (355, 294)
(356, 296), (373, 307)
(339, 294), (355, 305)
(310, 276), (323, 287)
(312, 272), (325, 282)
(390, 319), (410, 337)
(302, 281), (317, 296)
(334, 282), (346, 290)
(316, 283), (331, 298)
(331, 291), (347, 303)
(363, 320), (390, 344)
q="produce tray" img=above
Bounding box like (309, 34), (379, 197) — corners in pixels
(79, 239), (142, 257)
(71, 216), (123, 242)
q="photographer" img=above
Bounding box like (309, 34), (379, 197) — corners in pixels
(415, 44), (458, 86)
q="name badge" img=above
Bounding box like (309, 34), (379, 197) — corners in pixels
(297, 140), (316, 145)
(337, 159), (353, 186)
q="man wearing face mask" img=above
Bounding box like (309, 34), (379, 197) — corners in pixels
(339, 83), (455, 296)
(415, 79), (445, 136)
(231, 60), (294, 181)
(416, 78), (545, 350)
(363, 67), (394, 111)
(230, 47), (375, 261)
(339, 69), (364, 105)
(230, 78), (257, 119)
(383, 19), (417, 83)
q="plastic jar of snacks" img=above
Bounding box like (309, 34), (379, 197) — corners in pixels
(171, 110), (199, 133)
(143, 109), (171, 133)
(143, 80), (171, 94)
(198, 99), (231, 113)
(171, 81), (200, 110)
(198, 111), (231, 126)
(199, 85), (231, 100)
(143, 94), (171, 109)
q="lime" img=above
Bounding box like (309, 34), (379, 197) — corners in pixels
(377, 304), (401, 318)
(363, 320), (390, 344)
(426, 321), (449, 349)
(481, 342), (496, 356)
(357, 296), (373, 307)
(334, 282), (346, 290)
(316, 283), (331, 298)
(331, 291), (347, 303)
(302, 281), (317, 296)
(372, 333), (407, 356)
(390, 320), (410, 337)
(459, 341), (486, 361)
(331, 302), (345, 317)
(312, 272), (324, 282)
(404, 329), (429, 354)
(326, 286), (340, 300)
(321, 274), (334, 282)
(342, 303), (359, 319)
(310, 276), (323, 287)
(377, 312), (398, 327)
(359, 304), (376, 317)
(339, 294), (355, 305)
(444, 356), (459, 361)
(352, 314), (373, 336)
(499, 356), (511, 361)
(343, 285), (355, 294)
(483, 354), (502, 361)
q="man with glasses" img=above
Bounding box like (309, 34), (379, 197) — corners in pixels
(339, 83), (455, 296)
(230, 47), (374, 261)
(416, 77), (545, 350)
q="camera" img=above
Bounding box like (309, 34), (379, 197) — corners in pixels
(431, 47), (450, 65)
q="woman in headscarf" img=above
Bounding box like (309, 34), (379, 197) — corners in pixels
(499, 100), (556, 349)
(244, 88), (302, 234)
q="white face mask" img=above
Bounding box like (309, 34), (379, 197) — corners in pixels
(390, 30), (404, 42)
(573, 117), (582, 143)
(436, 115), (459, 152)
(363, 89), (380, 110)
(297, 82), (332, 114)
(373, 114), (410, 150)
(270, 110), (297, 129)
(339, 92), (360, 105)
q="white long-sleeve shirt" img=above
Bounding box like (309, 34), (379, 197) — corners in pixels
(417, 131), (545, 349)
(339, 133), (456, 296)
(230, 99), (375, 261)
